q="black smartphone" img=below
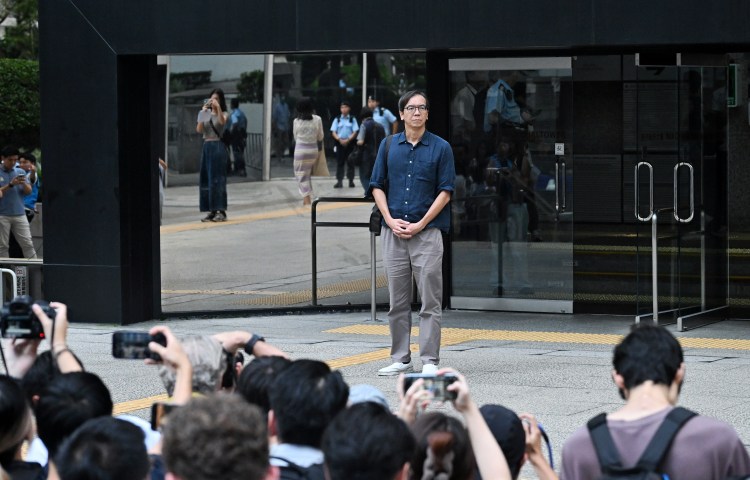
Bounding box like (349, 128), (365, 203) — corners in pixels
(403, 373), (458, 401)
(150, 401), (179, 430)
(112, 331), (166, 360)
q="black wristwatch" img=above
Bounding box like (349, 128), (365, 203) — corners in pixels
(245, 334), (266, 355)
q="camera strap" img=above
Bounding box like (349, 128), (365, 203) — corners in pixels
(209, 119), (222, 139)
(0, 342), (8, 375)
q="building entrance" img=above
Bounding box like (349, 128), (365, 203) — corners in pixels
(632, 64), (728, 329)
(448, 57), (574, 313)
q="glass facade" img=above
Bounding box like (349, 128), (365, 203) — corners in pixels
(159, 53), (730, 320)
(448, 58), (574, 313)
(161, 53), (425, 313)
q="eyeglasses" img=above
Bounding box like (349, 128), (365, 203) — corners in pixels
(403, 105), (429, 113)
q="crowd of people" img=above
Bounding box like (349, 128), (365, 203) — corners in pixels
(1, 297), (749, 480)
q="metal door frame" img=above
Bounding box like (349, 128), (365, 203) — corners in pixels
(633, 62), (728, 331)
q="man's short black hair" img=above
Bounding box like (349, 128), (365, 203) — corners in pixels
(0, 375), (33, 468)
(230, 97), (240, 109)
(613, 324), (684, 392)
(19, 152), (36, 164)
(359, 106), (373, 120)
(268, 359), (349, 447)
(0, 146), (19, 158)
(20, 351), (57, 404)
(35, 372), (114, 457)
(322, 402), (415, 480)
(55, 417), (149, 480)
(237, 355), (291, 415)
(398, 90), (430, 112)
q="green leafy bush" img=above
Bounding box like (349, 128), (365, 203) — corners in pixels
(0, 58), (40, 150)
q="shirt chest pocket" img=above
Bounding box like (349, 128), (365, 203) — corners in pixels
(414, 155), (439, 183)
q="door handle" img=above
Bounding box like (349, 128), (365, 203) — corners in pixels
(554, 160), (560, 214)
(635, 162), (654, 222)
(673, 162), (694, 223)
(560, 159), (567, 212)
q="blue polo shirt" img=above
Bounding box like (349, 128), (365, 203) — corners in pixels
(0, 166), (29, 216)
(330, 114), (359, 140)
(368, 131), (456, 233)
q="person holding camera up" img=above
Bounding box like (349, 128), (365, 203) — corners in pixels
(397, 368), (513, 480)
(196, 89), (229, 223)
(0, 146), (36, 259)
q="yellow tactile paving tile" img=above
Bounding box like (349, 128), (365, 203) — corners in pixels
(113, 394), (169, 415)
(326, 325), (750, 350)
(160, 202), (363, 234)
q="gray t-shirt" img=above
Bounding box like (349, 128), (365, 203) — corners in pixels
(561, 407), (750, 480)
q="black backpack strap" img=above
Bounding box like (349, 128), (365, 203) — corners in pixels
(270, 456), (308, 479)
(587, 413), (625, 471)
(385, 134), (393, 160)
(635, 407), (697, 471)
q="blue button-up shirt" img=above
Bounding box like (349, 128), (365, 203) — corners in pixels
(368, 131), (455, 233)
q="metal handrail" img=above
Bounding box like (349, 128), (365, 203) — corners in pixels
(0, 268), (17, 303)
(311, 197), (382, 319)
(0, 258), (42, 266)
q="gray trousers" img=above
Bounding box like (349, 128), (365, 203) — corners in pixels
(0, 215), (36, 259)
(381, 226), (443, 365)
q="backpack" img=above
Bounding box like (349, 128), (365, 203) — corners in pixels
(365, 119), (386, 157)
(272, 457), (325, 480)
(586, 407), (697, 480)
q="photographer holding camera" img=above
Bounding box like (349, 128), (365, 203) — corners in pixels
(396, 368), (513, 480)
(1, 298), (82, 378)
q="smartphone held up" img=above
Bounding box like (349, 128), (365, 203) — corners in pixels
(112, 331), (166, 360)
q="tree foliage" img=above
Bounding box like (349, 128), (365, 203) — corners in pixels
(0, 58), (40, 150)
(0, 0), (39, 59)
(237, 70), (264, 103)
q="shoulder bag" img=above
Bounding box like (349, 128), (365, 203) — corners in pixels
(312, 146), (330, 177)
(369, 135), (393, 234)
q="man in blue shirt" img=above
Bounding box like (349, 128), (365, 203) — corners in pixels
(272, 95), (291, 159)
(368, 95), (399, 135)
(0, 146), (36, 259)
(227, 98), (248, 177)
(368, 91), (456, 376)
(330, 100), (359, 188)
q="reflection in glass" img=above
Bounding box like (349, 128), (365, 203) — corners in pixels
(449, 60), (573, 308)
(161, 53), (425, 314)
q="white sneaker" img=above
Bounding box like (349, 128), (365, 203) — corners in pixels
(421, 363), (439, 374)
(377, 361), (413, 376)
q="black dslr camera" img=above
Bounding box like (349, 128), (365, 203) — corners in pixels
(0, 295), (55, 339)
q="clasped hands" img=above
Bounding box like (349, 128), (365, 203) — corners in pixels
(388, 218), (424, 239)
